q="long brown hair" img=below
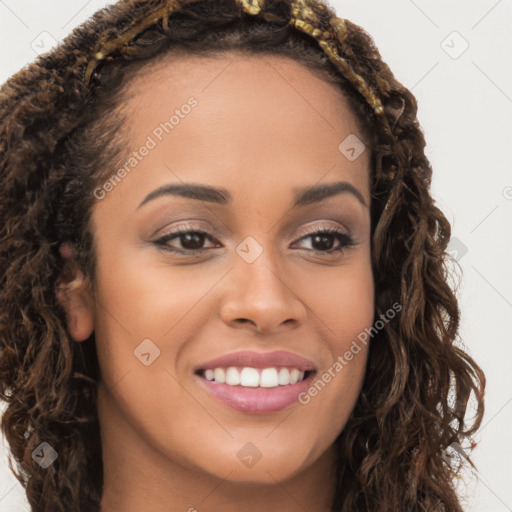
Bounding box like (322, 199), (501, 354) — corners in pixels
(0, 0), (485, 510)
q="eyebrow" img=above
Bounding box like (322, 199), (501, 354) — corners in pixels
(137, 180), (368, 210)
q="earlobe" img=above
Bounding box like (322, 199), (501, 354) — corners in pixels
(55, 243), (95, 342)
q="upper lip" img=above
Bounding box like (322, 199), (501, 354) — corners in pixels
(194, 350), (317, 372)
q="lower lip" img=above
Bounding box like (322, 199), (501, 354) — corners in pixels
(195, 372), (315, 414)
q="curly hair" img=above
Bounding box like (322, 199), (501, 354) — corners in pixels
(0, 0), (485, 511)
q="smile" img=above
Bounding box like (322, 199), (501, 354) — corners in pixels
(197, 366), (310, 388)
(195, 368), (316, 414)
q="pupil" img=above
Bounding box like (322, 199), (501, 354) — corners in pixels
(182, 233), (203, 249)
(313, 234), (334, 251)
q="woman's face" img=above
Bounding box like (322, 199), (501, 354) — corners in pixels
(70, 52), (374, 487)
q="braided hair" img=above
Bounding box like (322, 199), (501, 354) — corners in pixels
(0, 0), (485, 510)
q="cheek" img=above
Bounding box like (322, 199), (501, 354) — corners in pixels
(300, 258), (374, 345)
(92, 247), (217, 336)
(294, 258), (374, 415)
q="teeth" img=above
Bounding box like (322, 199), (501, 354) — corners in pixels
(289, 368), (300, 384)
(260, 368), (278, 388)
(278, 368), (290, 385)
(240, 367), (259, 387)
(202, 366), (307, 388)
(225, 367), (241, 386)
(213, 368), (225, 383)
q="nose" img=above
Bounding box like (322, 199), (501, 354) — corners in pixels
(218, 246), (307, 334)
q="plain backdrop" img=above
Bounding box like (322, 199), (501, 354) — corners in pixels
(1, 1), (511, 511)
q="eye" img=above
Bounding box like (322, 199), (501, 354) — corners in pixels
(153, 224), (357, 256)
(292, 226), (357, 255)
(153, 225), (220, 254)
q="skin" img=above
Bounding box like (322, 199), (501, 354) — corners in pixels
(57, 52), (374, 512)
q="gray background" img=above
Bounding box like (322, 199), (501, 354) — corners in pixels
(1, 0), (511, 510)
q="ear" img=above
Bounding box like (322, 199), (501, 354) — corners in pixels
(55, 243), (95, 342)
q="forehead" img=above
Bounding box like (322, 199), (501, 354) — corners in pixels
(106, 51), (371, 207)
(123, 50), (365, 138)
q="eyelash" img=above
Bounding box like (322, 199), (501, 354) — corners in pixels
(153, 224), (357, 256)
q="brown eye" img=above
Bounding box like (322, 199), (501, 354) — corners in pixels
(293, 227), (356, 254)
(154, 226), (219, 254)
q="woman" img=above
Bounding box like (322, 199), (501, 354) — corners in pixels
(0, 0), (485, 510)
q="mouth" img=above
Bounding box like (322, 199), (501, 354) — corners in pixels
(194, 364), (317, 414)
(193, 349), (317, 414)
(194, 366), (314, 388)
